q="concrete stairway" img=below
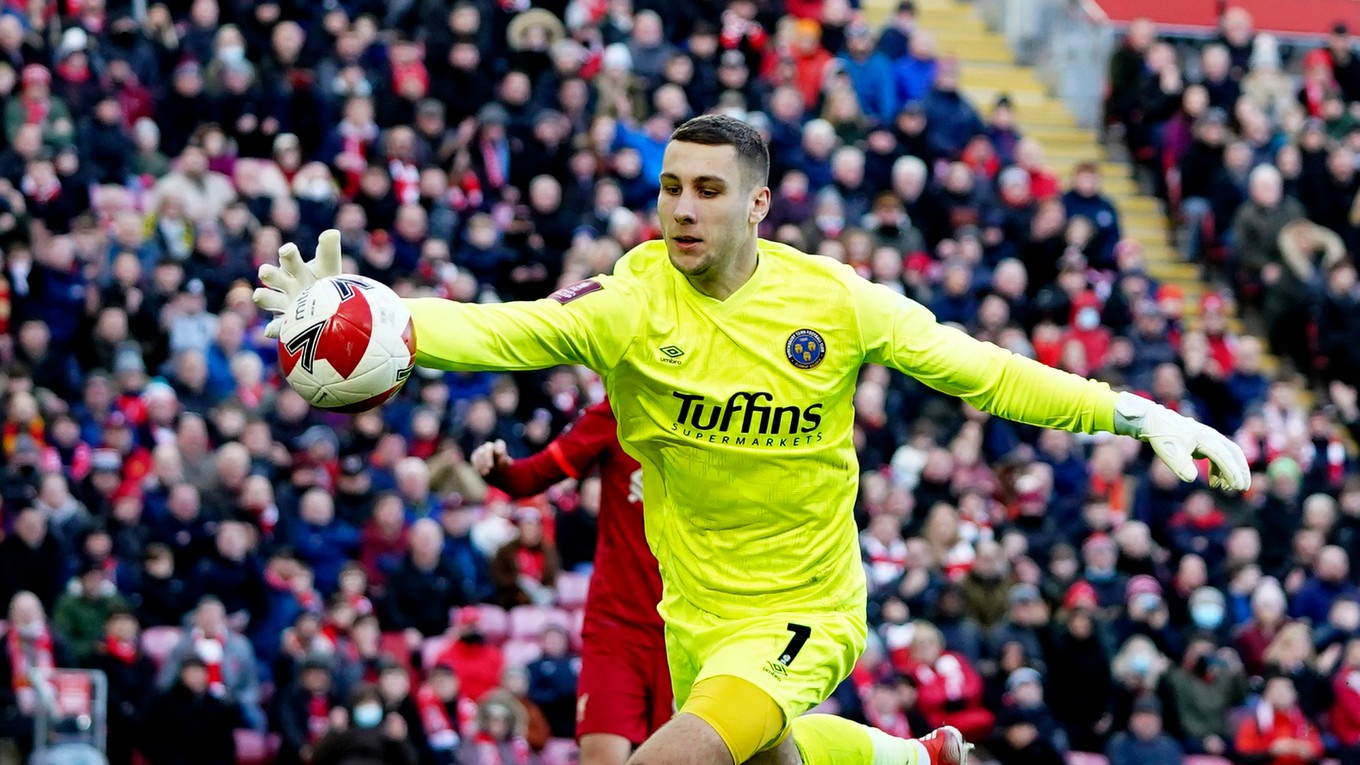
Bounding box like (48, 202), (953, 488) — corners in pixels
(861, 0), (1229, 332)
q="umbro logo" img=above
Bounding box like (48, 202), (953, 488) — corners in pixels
(660, 345), (684, 358)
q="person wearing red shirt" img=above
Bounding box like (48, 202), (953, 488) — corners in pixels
(1330, 638), (1360, 761)
(1235, 674), (1324, 765)
(434, 607), (504, 705)
(471, 399), (668, 765)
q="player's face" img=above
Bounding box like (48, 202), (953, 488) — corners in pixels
(658, 141), (769, 279)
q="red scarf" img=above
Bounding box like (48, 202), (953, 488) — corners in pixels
(307, 693), (331, 743)
(515, 547), (545, 582)
(8, 625), (55, 691)
(191, 629), (226, 696)
(416, 684), (460, 750)
(104, 635), (138, 664)
(389, 159), (420, 206)
(471, 732), (531, 765)
(22, 96), (50, 127)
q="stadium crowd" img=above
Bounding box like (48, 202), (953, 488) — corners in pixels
(0, 0), (1356, 764)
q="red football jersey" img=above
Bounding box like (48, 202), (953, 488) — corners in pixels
(486, 400), (663, 637)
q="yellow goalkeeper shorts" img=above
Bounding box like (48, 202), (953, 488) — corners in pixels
(661, 589), (866, 756)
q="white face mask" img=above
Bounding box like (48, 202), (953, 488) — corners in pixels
(17, 622), (44, 639)
(1076, 307), (1101, 331)
(219, 45), (246, 65)
(352, 703), (383, 728)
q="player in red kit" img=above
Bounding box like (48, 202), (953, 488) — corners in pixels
(471, 399), (670, 765)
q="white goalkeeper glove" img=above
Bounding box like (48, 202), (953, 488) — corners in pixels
(1113, 391), (1251, 492)
(252, 228), (345, 339)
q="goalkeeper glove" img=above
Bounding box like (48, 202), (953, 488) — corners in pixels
(1113, 391), (1251, 492)
(252, 228), (345, 338)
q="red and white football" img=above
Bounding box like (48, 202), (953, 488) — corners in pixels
(277, 275), (416, 413)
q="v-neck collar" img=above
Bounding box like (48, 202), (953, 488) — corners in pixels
(674, 245), (769, 314)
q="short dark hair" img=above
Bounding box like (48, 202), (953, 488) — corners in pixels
(670, 114), (770, 187)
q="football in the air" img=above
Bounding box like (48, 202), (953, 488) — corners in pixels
(277, 275), (416, 413)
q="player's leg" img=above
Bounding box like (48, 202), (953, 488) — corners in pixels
(580, 734), (635, 765)
(576, 625), (661, 765)
(789, 717), (971, 765)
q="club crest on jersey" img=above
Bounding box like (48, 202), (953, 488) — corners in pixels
(785, 329), (825, 370)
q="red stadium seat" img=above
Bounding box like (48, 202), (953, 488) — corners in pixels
(541, 737), (580, 765)
(555, 572), (591, 610)
(421, 635), (454, 670)
(502, 637), (543, 669)
(233, 729), (280, 765)
(379, 631), (415, 677)
(508, 605), (549, 639)
(141, 626), (183, 668)
(475, 604), (511, 644)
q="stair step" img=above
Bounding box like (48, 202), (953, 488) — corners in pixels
(960, 66), (1047, 94)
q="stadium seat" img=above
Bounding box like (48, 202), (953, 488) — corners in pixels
(541, 737), (580, 765)
(474, 604), (511, 644)
(508, 605), (572, 640)
(502, 637), (543, 669)
(233, 729), (280, 765)
(421, 635), (454, 670)
(140, 626), (183, 668)
(379, 631), (415, 676)
(555, 572), (590, 609)
(1065, 753), (1109, 765)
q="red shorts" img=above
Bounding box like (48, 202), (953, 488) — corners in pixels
(575, 622), (673, 744)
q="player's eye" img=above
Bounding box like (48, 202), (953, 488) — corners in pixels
(663, 185), (681, 195)
(699, 188), (719, 198)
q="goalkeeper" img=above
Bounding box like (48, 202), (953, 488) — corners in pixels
(256, 115), (1249, 765)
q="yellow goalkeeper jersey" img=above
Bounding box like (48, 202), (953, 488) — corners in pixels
(408, 239), (1117, 619)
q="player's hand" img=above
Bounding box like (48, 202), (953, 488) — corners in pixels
(627, 469), (642, 503)
(253, 228), (345, 338)
(470, 439), (511, 476)
(1113, 391), (1250, 492)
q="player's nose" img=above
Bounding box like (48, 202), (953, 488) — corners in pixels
(672, 191), (697, 222)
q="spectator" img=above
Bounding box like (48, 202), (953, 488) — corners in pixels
(489, 507), (560, 610)
(0, 592), (74, 757)
(1235, 674), (1325, 765)
(84, 609), (157, 765)
(434, 607), (505, 706)
(382, 519), (467, 643)
(142, 656), (240, 765)
(461, 692), (541, 765)
(157, 596), (266, 731)
(527, 623), (579, 740)
(1291, 546), (1358, 626)
(276, 657), (340, 765)
(1166, 635), (1248, 756)
(1106, 697), (1184, 765)
(989, 705), (1064, 765)
(0, 506), (67, 611)
(311, 683), (418, 765)
(897, 621), (994, 742)
(52, 559), (131, 661)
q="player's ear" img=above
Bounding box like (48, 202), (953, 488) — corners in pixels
(748, 185), (771, 226)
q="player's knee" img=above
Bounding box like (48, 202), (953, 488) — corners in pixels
(626, 712), (735, 765)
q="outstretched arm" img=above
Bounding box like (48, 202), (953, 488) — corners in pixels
(254, 230), (639, 376)
(849, 270), (1249, 491)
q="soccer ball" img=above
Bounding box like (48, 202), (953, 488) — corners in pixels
(277, 275), (416, 413)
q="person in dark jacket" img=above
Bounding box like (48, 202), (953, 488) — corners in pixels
(192, 520), (267, 624)
(277, 657), (341, 765)
(527, 624), (579, 739)
(141, 656), (241, 765)
(381, 520), (467, 643)
(0, 507), (68, 612)
(988, 706), (1065, 765)
(311, 683), (418, 765)
(84, 610), (157, 765)
(1062, 163), (1122, 268)
(1106, 697), (1185, 765)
